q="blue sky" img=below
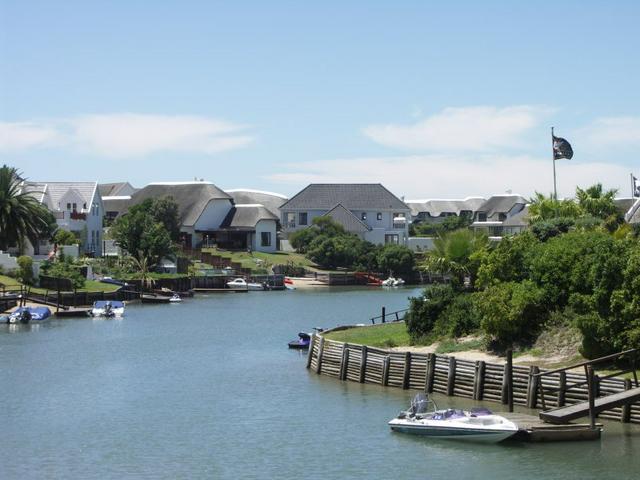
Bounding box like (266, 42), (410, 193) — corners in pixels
(1, 0), (639, 199)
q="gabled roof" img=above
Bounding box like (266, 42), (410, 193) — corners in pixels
(323, 203), (371, 233)
(477, 195), (527, 216)
(128, 182), (231, 227)
(218, 205), (279, 231)
(23, 181), (99, 210)
(405, 197), (486, 217)
(99, 182), (137, 197)
(226, 189), (288, 217)
(280, 183), (409, 211)
(502, 205), (530, 227)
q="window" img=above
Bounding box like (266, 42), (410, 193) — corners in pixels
(377, 212), (382, 221)
(261, 232), (271, 247)
(299, 212), (308, 226)
(498, 213), (507, 221)
(478, 213), (487, 222)
(361, 212), (367, 221)
(385, 234), (399, 245)
(66, 203), (71, 210)
(83, 203), (87, 210)
(72, 202), (77, 211)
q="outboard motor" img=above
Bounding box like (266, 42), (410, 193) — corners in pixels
(104, 302), (114, 317)
(19, 309), (32, 324)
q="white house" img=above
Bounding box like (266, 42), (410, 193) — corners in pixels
(279, 183), (411, 245)
(123, 182), (279, 253)
(22, 181), (104, 256)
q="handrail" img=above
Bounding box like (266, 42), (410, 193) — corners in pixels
(532, 348), (639, 377)
(370, 308), (409, 324)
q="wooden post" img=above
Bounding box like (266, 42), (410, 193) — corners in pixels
(359, 346), (368, 383)
(402, 352), (412, 389)
(587, 365), (596, 430)
(382, 306), (386, 324)
(382, 356), (391, 386)
(306, 334), (316, 369)
(315, 336), (325, 374)
(424, 353), (436, 394)
(501, 350), (513, 410)
(339, 343), (348, 381)
(447, 357), (456, 396)
(622, 379), (632, 423)
(558, 371), (566, 407)
(527, 365), (540, 409)
(474, 361), (486, 400)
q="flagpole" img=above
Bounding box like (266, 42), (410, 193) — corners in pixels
(552, 126), (557, 200)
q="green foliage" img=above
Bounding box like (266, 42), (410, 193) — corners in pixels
(528, 192), (583, 223)
(53, 229), (78, 245)
(475, 233), (538, 288)
(530, 217), (575, 241)
(410, 214), (472, 237)
(40, 257), (86, 289)
(475, 280), (547, 347)
(148, 196), (181, 241)
(111, 198), (177, 267)
(575, 183), (619, 220)
(0, 165), (57, 252)
(306, 234), (363, 269)
(405, 284), (456, 340)
(376, 244), (415, 276)
(433, 293), (482, 338)
(16, 255), (34, 285)
(289, 216), (347, 253)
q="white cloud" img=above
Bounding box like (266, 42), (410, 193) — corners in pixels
(71, 114), (253, 158)
(576, 116), (640, 149)
(267, 155), (629, 199)
(0, 114), (253, 157)
(0, 122), (62, 152)
(363, 105), (553, 152)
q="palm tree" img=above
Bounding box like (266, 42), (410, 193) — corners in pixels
(527, 192), (582, 224)
(128, 254), (156, 291)
(0, 165), (55, 252)
(422, 229), (489, 286)
(575, 183), (618, 220)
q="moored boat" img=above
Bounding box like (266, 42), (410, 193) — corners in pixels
(89, 300), (125, 317)
(8, 306), (52, 324)
(388, 394), (518, 443)
(169, 293), (182, 303)
(226, 278), (266, 290)
(288, 332), (311, 349)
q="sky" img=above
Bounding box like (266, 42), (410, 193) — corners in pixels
(1, 0), (639, 200)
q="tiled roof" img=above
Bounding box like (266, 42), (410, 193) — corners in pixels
(323, 203), (371, 233)
(128, 182), (231, 227)
(280, 184), (408, 211)
(219, 205), (279, 231)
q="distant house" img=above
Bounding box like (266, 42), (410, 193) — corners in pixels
(470, 195), (527, 238)
(405, 197), (486, 224)
(225, 189), (288, 218)
(99, 182), (138, 222)
(22, 181), (104, 256)
(279, 184), (411, 245)
(124, 182), (279, 252)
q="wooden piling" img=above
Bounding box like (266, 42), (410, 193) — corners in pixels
(402, 352), (412, 389)
(622, 379), (632, 423)
(447, 357), (456, 396)
(315, 336), (325, 374)
(474, 360), (485, 400)
(527, 365), (540, 409)
(587, 366), (596, 429)
(359, 346), (368, 383)
(306, 334), (316, 369)
(425, 353), (436, 394)
(339, 344), (349, 381)
(558, 371), (566, 407)
(382, 356), (391, 386)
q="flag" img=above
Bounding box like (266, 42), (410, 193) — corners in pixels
(634, 175), (640, 197)
(553, 135), (573, 160)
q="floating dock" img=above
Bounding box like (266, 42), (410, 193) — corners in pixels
(503, 412), (602, 442)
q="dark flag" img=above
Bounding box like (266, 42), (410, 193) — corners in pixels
(634, 175), (640, 197)
(553, 135), (573, 160)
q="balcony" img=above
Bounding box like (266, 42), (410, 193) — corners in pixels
(286, 221), (296, 229)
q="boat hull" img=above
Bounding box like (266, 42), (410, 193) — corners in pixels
(389, 421), (516, 443)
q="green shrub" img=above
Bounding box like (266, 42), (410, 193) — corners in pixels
(17, 255), (34, 285)
(405, 284), (456, 340)
(53, 229), (77, 245)
(433, 293), (481, 338)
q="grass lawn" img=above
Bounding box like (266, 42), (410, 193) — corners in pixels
(201, 248), (316, 271)
(0, 274), (120, 293)
(323, 322), (411, 348)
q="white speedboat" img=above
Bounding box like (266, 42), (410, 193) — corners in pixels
(89, 300), (125, 318)
(226, 278), (266, 290)
(169, 294), (182, 303)
(382, 276), (404, 287)
(388, 394), (518, 443)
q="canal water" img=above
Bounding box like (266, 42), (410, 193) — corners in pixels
(1, 287), (639, 479)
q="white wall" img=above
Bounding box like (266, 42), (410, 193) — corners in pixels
(0, 251), (18, 271)
(407, 237), (436, 251)
(195, 199), (233, 230)
(254, 219), (277, 253)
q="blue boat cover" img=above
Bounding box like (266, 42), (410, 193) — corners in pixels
(12, 306), (52, 321)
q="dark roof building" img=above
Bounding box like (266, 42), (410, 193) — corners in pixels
(280, 183), (409, 211)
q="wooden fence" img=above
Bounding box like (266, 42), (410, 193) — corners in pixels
(307, 335), (640, 424)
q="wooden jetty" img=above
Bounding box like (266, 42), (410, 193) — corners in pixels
(307, 329), (640, 437)
(192, 288), (248, 293)
(503, 412), (602, 442)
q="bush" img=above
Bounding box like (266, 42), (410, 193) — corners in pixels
(53, 229), (77, 245)
(17, 255), (34, 285)
(433, 293), (481, 338)
(405, 284), (456, 340)
(376, 244), (415, 276)
(39, 257), (86, 289)
(475, 280), (547, 348)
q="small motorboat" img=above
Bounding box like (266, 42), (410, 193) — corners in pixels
(8, 306), (52, 324)
(382, 276), (405, 287)
(226, 278), (266, 290)
(284, 277), (296, 290)
(169, 294), (182, 303)
(89, 300), (125, 317)
(388, 394), (518, 443)
(288, 332), (311, 349)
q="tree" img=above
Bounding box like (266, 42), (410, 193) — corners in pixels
(17, 256), (34, 285)
(53, 229), (78, 246)
(149, 196), (181, 241)
(575, 183), (618, 220)
(422, 229), (489, 287)
(290, 216), (347, 253)
(0, 165), (56, 252)
(110, 198), (177, 267)
(376, 244), (415, 276)
(527, 192), (582, 224)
